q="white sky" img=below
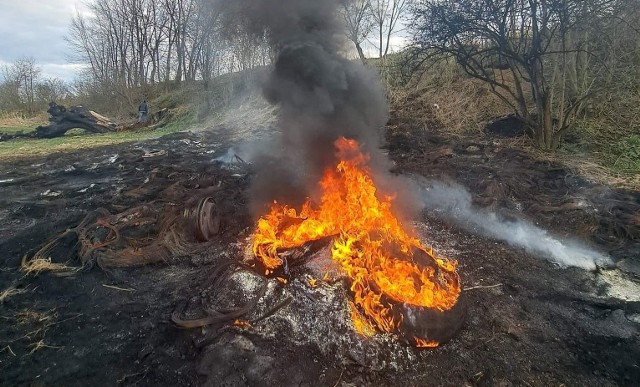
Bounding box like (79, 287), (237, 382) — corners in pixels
(0, 0), (86, 82)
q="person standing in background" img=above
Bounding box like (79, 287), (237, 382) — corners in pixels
(138, 99), (148, 123)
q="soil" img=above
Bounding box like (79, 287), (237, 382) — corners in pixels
(1, 119), (638, 386)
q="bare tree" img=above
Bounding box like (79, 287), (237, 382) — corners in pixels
(0, 59), (72, 115)
(65, 0), (274, 115)
(370, 0), (409, 59)
(412, 0), (617, 150)
(341, 0), (374, 63)
(35, 78), (70, 105)
(2, 58), (41, 115)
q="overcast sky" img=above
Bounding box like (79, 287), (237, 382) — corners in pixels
(0, 1), (409, 83)
(0, 0), (86, 82)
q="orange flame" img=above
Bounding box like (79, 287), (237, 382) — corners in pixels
(233, 320), (253, 330)
(253, 137), (461, 346)
(414, 337), (440, 348)
(350, 301), (376, 337)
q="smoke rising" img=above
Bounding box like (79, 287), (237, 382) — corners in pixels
(216, 0), (388, 214)
(213, 1), (610, 272)
(417, 180), (612, 270)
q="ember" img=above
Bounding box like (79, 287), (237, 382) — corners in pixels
(253, 137), (462, 346)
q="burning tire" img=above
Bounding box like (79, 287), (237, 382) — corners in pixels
(252, 137), (464, 347)
(398, 294), (467, 347)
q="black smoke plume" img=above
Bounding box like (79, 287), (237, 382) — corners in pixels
(216, 0), (388, 215)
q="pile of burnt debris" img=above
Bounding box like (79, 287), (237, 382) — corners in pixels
(1, 128), (639, 386)
(7, 129), (471, 384)
(17, 127), (466, 352)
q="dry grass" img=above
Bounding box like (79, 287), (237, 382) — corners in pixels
(0, 286), (27, 303)
(21, 257), (77, 276)
(396, 60), (640, 190)
(28, 340), (63, 355)
(428, 78), (510, 134)
(16, 309), (58, 326)
(548, 153), (640, 190)
(393, 74), (512, 135)
(197, 91), (278, 138)
(499, 137), (640, 191)
(0, 112), (48, 134)
(8, 309), (80, 356)
(12, 309), (61, 355)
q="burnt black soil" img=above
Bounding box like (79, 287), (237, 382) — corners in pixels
(1, 123), (639, 386)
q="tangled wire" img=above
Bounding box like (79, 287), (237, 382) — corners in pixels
(21, 190), (224, 272)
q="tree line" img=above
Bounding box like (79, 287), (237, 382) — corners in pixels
(5, 0), (638, 153)
(62, 0), (412, 116)
(67, 0), (412, 86)
(68, 0), (271, 88)
(0, 58), (71, 116)
(341, 0), (411, 62)
(0, 0), (412, 118)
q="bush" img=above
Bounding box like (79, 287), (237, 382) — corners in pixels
(613, 135), (640, 172)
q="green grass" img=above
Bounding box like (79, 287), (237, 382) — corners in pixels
(0, 126), (34, 135)
(0, 111), (196, 160)
(608, 135), (640, 173)
(573, 118), (640, 175)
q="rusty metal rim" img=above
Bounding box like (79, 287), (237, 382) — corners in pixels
(195, 197), (220, 242)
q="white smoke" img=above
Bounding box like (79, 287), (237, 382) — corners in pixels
(417, 180), (612, 270)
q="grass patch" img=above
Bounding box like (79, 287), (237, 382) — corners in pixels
(28, 340), (62, 355)
(0, 286), (26, 303)
(609, 135), (640, 173)
(561, 119), (640, 187)
(64, 128), (87, 137)
(0, 113), (47, 135)
(16, 309), (57, 326)
(21, 258), (77, 275)
(0, 109), (196, 160)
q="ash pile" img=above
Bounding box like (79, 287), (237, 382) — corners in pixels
(176, 243), (458, 386)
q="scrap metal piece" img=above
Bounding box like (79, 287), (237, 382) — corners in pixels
(194, 197), (221, 242)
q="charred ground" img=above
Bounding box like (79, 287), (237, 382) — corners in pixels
(0, 118), (638, 386)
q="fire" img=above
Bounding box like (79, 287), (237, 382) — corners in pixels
(252, 137), (461, 346)
(350, 302), (376, 337)
(233, 320), (253, 330)
(414, 337), (440, 348)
